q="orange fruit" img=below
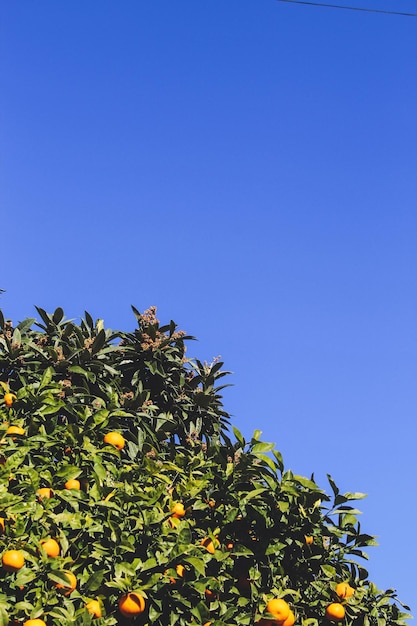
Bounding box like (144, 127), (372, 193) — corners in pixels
(37, 487), (52, 499)
(0, 517), (5, 533)
(24, 620), (47, 626)
(6, 425), (25, 436)
(205, 588), (218, 602)
(2, 549), (25, 572)
(201, 536), (219, 554)
(171, 502), (186, 518)
(266, 598), (290, 623)
(118, 592), (146, 617)
(55, 570), (77, 595)
(85, 599), (102, 618)
(305, 535), (313, 545)
(282, 610), (296, 626)
(336, 582), (354, 599)
(325, 603), (345, 622)
(64, 479), (81, 490)
(4, 393), (16, 407)
(167, 563), (185, 583)
(103, 431), (125, 450)
(40, 538), (60, 557)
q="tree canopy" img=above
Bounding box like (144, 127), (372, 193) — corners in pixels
(0, 306), (411, 626)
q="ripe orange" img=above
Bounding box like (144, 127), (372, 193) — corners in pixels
(85, 599), (102, 618)
(266, 598), (290, 623)
(167, 563), (185, 583)
(4, 393), (16, 407)
(103, 431), (125, 450)
(2, 549), (25, 572)
(24, 620), (47, 626)
(0, 517), (5, 533)
(6, 425), (25, 436)
(40, 538), (60, 557)
(205, 588), (218, 602)
(325, 603), (345, 622)
(37, 487), (52, 499)
(201, 536), (219, 554)
(336, 582), (354, 599)
(64, 479), (81, 490)
(305, 535), (314, 545)
(118, 592), (146, 617)
(282, 610), (296, 626)
(55, 570), (77, 595)
(171, 502), (186, 518)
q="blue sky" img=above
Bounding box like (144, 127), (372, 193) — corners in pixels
(1, 0), (416, 614)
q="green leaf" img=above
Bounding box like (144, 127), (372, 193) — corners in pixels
(52, 307), (64, 325)
(184, 557), (206, 576)
(39, 366), (54, 389)
(251, 441), (275, 454)
(85, 569), (104, 591)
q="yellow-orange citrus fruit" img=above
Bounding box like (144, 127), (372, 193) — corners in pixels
(201, 536), (219, 554)
(85, 599), (102, 618)
(24, 620), (47, 626)
(2, 549), (25, 572)
(167, 563), (185, 584)
(171, 502), (186, 518)
(266, 598), (290, 623)
(336, 582), (355, 599)
(37, 487), (52, 499)
(40, 538), (60, 557)
(6, 425), (25, 436)
(55, 570), (77, 595)
(103, 431), (125, 450)
(0, 517), (5, 533)
(118, 592), (146, 617)
(325, 603), (345, 622)
(305, 535), (313, 545)
(64, 478), (81, 490)
(176, 564), (185, 577)
(4, 393), (16, 407)
(282, 610), (296, 626)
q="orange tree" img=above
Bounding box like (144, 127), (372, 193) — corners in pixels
(0, 306), (411, 626)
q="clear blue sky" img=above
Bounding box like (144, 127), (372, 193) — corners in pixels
(1, 0), (416, 615)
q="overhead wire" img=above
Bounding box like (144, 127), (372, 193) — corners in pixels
(275, 0), (417, 17)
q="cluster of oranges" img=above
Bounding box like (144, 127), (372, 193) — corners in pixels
(256, 582), (355, 626)
(0, 393), (354, 625)
(0, 425), (131, 623)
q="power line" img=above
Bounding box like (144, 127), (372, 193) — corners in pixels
(275, 0), (417, 17)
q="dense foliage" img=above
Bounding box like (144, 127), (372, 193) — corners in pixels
(0, 306), (411, 626)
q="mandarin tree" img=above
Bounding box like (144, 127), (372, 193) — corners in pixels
(0, 306), (411, 626)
